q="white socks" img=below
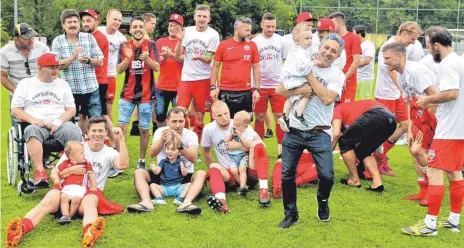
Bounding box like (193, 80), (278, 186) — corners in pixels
(448, 212), (460, 226)
(424, 214), (438, 229)
(215, 192), (226, 200)
(259, 179), (268, 189)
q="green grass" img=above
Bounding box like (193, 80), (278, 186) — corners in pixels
(1, 72), (463, 248)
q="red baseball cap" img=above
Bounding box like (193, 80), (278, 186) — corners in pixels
(316, 18), (335, 31)
(296, 12), (317, 24)
(38, 53), (60, 67)
(169, 13), (184, 26)
(79, 9), (99, 21)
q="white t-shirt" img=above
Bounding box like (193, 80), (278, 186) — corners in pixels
(97, 26), (127, 77)
(357, 40), (376, 80)
(398, 61), (435, 99)
(289, 64), (345, 137)
(251, 33), (283, 88)
(181, 26), (220, 81)
(434, 52), (464, 139)
(229, 125), (257, 155)
(375, 37), (419, 100)
(420, 54), (440, 77)
(281, 46), (313, 90)
(311, 48), (346, 71)
(282, 32), (318, 60)
(11, 77), (75, 123)
(153, 127), (199, 173)
(409, 40), (425, 62)
(56, 143), (119, 190)
(202, 120), (234, 168)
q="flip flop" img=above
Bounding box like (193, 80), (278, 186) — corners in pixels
(127, 203), (154, 213)
(176, 204), (202, 215)
(340, 179), (361, 188)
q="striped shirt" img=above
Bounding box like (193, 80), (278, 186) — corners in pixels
(0, 41), (50, 88)
(52, 32), (103, 94)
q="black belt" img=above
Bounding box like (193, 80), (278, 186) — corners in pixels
(219, 89), (251, 94)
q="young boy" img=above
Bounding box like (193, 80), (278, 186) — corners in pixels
(150, 141), (191, 205)
(225, 111), (257, 196)
(53, 141), (97, 224)
(278, 23), (319, 131)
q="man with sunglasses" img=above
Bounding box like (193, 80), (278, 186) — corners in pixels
(1, 23), (49, 123)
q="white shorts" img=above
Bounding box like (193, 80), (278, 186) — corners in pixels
(61, 185), (86, 199)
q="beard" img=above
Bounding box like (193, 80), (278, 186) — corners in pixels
(238, 35), (248, 42)
(432, 51), (442, 63)
(83, 26), (94, 33)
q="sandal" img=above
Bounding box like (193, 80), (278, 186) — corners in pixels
(127, 203), (154, 213)
(340, 179), (361, 188)
(176, 204), (202, 215)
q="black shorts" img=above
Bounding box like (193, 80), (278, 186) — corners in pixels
(338, 106), (397, 161)
(148, 170), (193, 185)
(218, 90), (253, 119)
(99, 84), (108, 115)
(73, 89), (101, 118)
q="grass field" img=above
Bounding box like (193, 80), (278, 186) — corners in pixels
(1, 73), (462, 248)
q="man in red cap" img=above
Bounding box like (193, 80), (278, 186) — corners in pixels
(80, 10), (110, 121)
(312, 18), (346, 71)
(282, 11), (319, 60)
(155, 14), (184, 128)
(329, 12), (362, 103)
(10, 53), (82, 186)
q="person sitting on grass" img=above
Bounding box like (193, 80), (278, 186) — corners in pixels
(52, 141), (97, 225)
(225, 111), (256, 196)
(150, 141), (191, 205)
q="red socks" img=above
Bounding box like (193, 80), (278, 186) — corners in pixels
(418, 177), (429, 198)
(427, 185), (445, 216)
(450, 180), (464, 214)
(253, 144), (269, 180)
(193, 122), (204, 142)
(275, 124), (284, 144)
(184, 117), (190, 129)
(383, 140), (395, 155)
(189, 113), (196, 127)
(21, 218), (33, 234)
(82, 223), (92, 234)
(254, 119), (265, 139)
(272, 161), (283, 189)
(209, 168), (225, 196)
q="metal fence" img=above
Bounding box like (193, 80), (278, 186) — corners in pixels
(301, 0), (464, 55)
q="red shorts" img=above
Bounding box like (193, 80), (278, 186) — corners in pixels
(84, 189), (124, 215)
(410, 100), (437, 150)
(375, 97), (408, 122)
(177, 79), (212, 112)
(428, 140), (464, 172)
(107, 77), (116, 104)
(340, 81), (357, 103)
(254, 88), (286, 113)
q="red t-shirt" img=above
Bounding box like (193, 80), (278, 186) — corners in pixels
(342, 32), (362, 84)
(92, 30), (109, 84)
(333, 99), (383, 126)
(214, 38), (260, 91)
(119, 39), (158, 103)
(156, 37), (183, 91)
(57, 160), (93, 187)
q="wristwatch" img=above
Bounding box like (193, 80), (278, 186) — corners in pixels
(254, 87), (261, 92)
(177, 142), (184, 150)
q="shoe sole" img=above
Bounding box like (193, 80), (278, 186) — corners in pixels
(58, 219), (72, 225)
(401, 229), (437, 237)
(277, 118), (290, 132)
(82, 217), (106, 247)
(6, 218), (23, 247)
(207, 196), (228, 213)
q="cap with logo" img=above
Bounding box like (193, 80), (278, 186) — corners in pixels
(169, 13), (184, 26)
(296, 12), (318, 24)
(316, 18), (335, 32)
(79, 9), (99, 21)
(13, 23), (38, 39)
(38, 53), (60, 67)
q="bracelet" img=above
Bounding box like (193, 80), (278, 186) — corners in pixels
(86, 58), (91, 64)
(254, 87), (261, 92)
(52, 119), (63, 128)
(210, 85), (217, 91)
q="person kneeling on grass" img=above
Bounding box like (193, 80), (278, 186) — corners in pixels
(52, 141), (97, 225)
(150, 141), (191, 205)
(225, 111), (255, 195)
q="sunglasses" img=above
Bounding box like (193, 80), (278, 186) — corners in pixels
(24, 61), (31, 76)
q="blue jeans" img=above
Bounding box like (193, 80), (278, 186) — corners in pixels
(155, 89), (177, 122)
(281, 128), (334, 217)
(118, 99), (152, 129)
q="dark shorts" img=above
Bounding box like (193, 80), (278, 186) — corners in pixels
(73, 89), (102, 118)
(218, 90), (253, 119)
(339, 106), (397, 160)
(98, 84), (108, 115)
(148, 170), (193, 185)
(155, 89), (177, 122)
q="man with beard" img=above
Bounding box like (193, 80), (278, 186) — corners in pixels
(116, 16), (159, 170)
(52, 9), (103, 135)
(80, 10), (110, 121)
(210, 17), (261, 118)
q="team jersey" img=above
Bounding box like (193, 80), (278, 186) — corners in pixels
(118, 39), (158, 103)
(409, 40), (425, 61)
(97, 26), (127, 77)
(181, 26), (220, 81)
(214, 38), (260, 91)
(251, 33), (283, 88)
(156, 36), (183, 91)
(434, 52), (464, 139)
(92, 30), (109, 84)
(57, 160), (93, 187)
(333, 99), (383, 126)
(357, 40), (376, 81)
(202, 120), (234, 168)
(341, 32), (362, 84)
(398, 60), (435, 99)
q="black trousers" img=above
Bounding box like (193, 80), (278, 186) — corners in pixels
(218, 90), (253, 119)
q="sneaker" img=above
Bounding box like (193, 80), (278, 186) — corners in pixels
(82, 217), (106, 247)
(238, 185), (249, 196)
(401, 220), (437, 236)
(294, 112), (309, 127)
(378, 164), (395, 177)
(264, 129), (273, 138)
(57, 216), (71, 225)
(259, 188), (270, 207)
(277, 117), (290, 132)
(173, 197), (184, 206)
(130, 123), (140, 136)
(439, 219), (461, 233)
(6, 217), (24, 247)
(273, 186), (282, 199)
(151, 197), (167, 205)
(316, 197), (330, 222)
(207, 196), (230, 213)
(34, 169), (49, 186)
(279, 214), (299, 229)
(107, 167), (123, 178)
(136, 160), (146, 170)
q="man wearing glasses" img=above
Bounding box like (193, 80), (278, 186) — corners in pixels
(1, 23), (50, 123)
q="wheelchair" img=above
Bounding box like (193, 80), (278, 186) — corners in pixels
(6, 119), (80, 196)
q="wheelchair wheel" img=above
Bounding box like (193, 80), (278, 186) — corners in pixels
(17, 179), (36, 195)
(6, 128), (19, 185)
